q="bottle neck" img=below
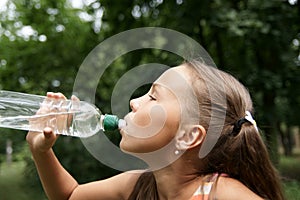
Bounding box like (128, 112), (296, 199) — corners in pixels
(102, 114), (120, 131)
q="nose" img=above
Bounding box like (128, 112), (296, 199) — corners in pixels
(130, 98), (140, 112)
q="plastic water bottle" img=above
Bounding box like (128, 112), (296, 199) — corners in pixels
(0, 90), (126, 138)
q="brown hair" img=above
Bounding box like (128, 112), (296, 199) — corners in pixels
(129, 60), (285, 200)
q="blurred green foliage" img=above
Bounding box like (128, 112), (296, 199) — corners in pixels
(0, 0), (299, 198)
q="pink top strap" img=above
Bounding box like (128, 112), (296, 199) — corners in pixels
(190, 173), (228, 200)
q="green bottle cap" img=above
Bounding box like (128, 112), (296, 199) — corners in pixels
(103, 114), (119, 131)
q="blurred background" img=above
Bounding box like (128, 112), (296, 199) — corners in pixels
(0, 0), (299, 199)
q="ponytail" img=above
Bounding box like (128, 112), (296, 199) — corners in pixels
(201, 121), (285, 200)
(232, 124), (284, 200)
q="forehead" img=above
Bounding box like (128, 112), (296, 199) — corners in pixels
(154, 66), (191, 94)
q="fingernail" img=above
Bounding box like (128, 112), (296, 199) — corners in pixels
(44, 127), (53, 138)
(47, 92), (54, 97)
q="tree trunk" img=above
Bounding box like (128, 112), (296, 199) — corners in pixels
(278, 122), (293, 156)
(263, 91), (279, 164)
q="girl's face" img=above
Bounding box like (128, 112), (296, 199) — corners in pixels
(120, 65), (191, 153)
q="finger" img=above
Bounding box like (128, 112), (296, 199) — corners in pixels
(44, 92), (55, 108)
(67, 95), (80, 128)
(43, 127), (54, 139)
(46, 92), (55, 98)
(71, 95), (80, 101)
(53, 92), (67, 100)
(42, 127), (59, 149)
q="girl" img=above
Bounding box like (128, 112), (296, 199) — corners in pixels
(26, 60), (285, 200)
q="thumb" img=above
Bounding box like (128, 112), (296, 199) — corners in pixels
(43, 127), (54, 139)
(40, 127), (58, 150)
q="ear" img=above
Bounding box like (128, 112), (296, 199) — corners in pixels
(175, 125), (206, 150)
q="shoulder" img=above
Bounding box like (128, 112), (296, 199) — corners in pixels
(106, 170), (145, 199)
(215, 176), (263, 200)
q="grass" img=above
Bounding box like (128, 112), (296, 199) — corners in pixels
(0, 155), (299, 200)
(279, 153), (300, 200)
(283, 180), (300, 200)
(0, 161), (46, 200)
(279, 155), (300, 181)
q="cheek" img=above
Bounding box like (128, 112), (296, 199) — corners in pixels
(130, 104), (168, 138)
(163, 103), (181, 136)
(121, 102), (180, 153)
(132, 108), (151, 127)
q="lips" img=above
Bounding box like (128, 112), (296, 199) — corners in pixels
(119, 114), (130, 135)
(118, 119), (127, 129)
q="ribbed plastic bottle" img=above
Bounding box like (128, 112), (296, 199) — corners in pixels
(0, 90), (126, 138)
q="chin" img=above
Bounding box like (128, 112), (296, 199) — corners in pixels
(119, 139), (138, 154)
(120, 141), (141, 154)
(119, 140), (128, 152)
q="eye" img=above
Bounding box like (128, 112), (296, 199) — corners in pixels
(148, 94), (156, 101)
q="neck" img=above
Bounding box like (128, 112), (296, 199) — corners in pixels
(152, 158), (201, 200)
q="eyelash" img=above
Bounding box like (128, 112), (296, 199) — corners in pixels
(148, 94), (156, 101)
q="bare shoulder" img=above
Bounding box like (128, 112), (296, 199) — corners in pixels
(69, 170), (144, 200)
(107, 169), (144, 198)
(215, 176), (264, 200)
(113, 169), (144, 189)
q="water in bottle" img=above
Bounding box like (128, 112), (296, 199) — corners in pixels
(0, 90), (126, 138)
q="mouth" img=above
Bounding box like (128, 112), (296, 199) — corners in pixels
(119, 114), (129, 134)
(118, 118), (127, 129)
(119, 128), (125, 136)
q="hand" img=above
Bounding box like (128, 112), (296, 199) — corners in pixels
(26, 92), (67, 153)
